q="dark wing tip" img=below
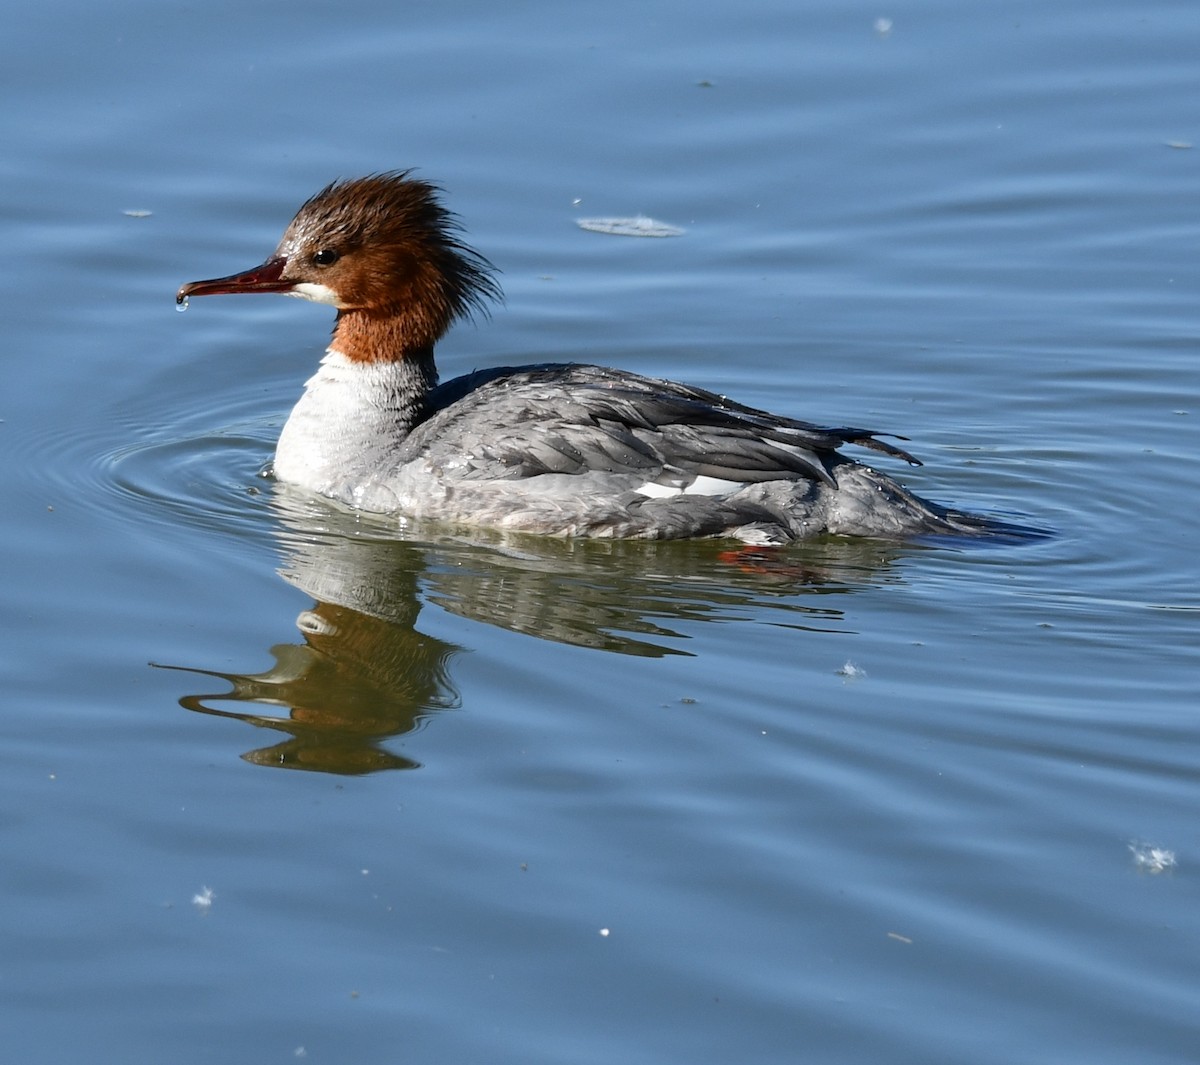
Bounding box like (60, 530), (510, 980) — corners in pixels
(842, 430), (923, 467)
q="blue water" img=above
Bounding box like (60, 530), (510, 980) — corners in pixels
(3, 1), (1198, 1062)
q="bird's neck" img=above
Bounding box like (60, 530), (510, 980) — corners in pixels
(272, 314), (441, 507)
(332, 306), (444, 363)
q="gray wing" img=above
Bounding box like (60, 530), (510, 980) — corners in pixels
(403, 363), (919, 488)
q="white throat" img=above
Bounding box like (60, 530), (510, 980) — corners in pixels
(273, 349), (435, 509)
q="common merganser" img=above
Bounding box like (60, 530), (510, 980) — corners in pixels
(178, 171), (1021, 543)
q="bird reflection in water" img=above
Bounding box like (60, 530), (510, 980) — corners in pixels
(158, 490), (935, 775)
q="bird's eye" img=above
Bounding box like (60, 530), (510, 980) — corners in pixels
(313, 249), (339, 266)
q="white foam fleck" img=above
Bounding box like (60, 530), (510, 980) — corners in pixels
(1129, 841), (1176, 874)
(576, 216), (685, 238)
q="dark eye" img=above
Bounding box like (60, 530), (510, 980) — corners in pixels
(313, 248), (339, 266)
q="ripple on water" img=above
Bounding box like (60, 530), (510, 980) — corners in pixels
(17, 379), (283, 544)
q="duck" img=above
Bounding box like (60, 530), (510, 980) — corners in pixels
(178, 170), (1021, 543)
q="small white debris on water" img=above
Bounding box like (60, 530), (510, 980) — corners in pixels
(874, 17), (894, 35)
(1129, 841), (1176, 874)
(576, 216), (685, 238)
(837, 660), (866, 678)
(598, 927), (610, 937)
(192, 885), (215, 912)
(123, 209), (153, 218)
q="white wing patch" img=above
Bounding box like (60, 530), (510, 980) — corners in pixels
(634, 475), (744, 499)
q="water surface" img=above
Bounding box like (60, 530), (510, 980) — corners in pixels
(2, 1), (1198, 1062)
